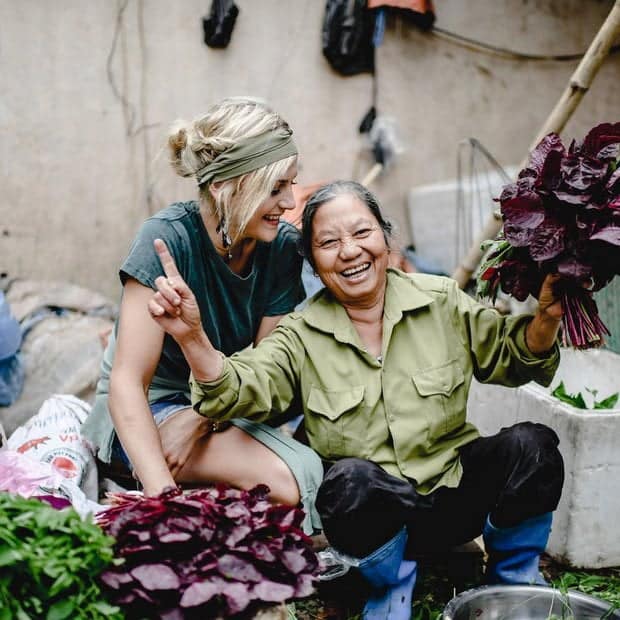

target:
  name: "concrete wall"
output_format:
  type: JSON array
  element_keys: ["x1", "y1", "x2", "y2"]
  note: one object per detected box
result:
[{"x1": 1, "y1": 0, "x2": 619, "y2": 301}]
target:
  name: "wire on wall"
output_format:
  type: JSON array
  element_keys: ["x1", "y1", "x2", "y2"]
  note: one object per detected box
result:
[
  {"x1": 106, "y1": 0, "x2": 162, "y2": 214},
  {"x1": 106, "y1": 0, "x2": 136, "y2": 136},
  {"x1": 429, "y1": 25, "x2": 620, "y2": 62}
]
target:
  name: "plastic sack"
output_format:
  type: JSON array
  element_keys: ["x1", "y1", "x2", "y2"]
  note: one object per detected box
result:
[
  {"x1": 0, "y1": 448, "x2": 104, "y2": 517},
  {"x1": 7, "y1": 394, "x2": 99, "y2": 502},
  {"x1": 0, "y1": 448, "x2": 68, "y2": 498}
]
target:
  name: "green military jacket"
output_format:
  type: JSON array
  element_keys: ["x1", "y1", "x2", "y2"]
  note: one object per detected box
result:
[{"x1": 191, "y1": 270, "x2": 559, "y2": 494}]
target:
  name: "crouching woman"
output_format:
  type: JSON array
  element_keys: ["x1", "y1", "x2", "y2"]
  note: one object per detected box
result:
[{"x1": 149, "y1": 180, "x2": 564, "y2": 619}]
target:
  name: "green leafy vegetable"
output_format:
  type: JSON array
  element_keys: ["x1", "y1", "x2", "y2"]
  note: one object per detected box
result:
[
  {"x1": 551, "y1": 381, "x2": 619, "y2": 410},
  {"x1": 552, "y1": 382, "x2": 588, "y2": 408},
  {"x1": 594, "y1": 392, "x2": 619, "y2": 409},
  {"x1": 0, "y1": 492, "x2": 123, "y2": 619}
]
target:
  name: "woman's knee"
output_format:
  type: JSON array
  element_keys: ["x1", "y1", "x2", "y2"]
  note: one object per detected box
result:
[
  {"x1": 252, "y1": 435, "x2": 325, "y2": 507},
  {"x1": 228, "y1": 431, "x2": 302, "y2": 505},
  {"x1": 180, "y1": 427, "x2": 301, "y2": 504},
  {"x1": 265, "y1": 453, "x2": 302, "y2": 506},
  {"x1": 502, "y1": 422, "x2": 564, "y2": 476},
  {"x1": 508, "y1": 421, "x2": 558, "y2": 446},
  {"x1": 317, "y1": 458, "x2": 380, "y2": 509},
  {"x1": 317, "y1": 459, "x2": 418, "y2": 556},
  {"x1": 493, "y1": 422, "x2": 565, "y2": 524}
]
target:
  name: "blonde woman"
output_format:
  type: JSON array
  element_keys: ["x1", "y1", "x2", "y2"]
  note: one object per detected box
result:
[{"x1": 82, "y1": 98, "x2": 322, "y2": 534}]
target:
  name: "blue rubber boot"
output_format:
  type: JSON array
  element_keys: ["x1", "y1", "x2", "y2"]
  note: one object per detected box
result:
[
  {"x1": 483, "y1": 512, "x2": 552, "y2": 585},
  {"x1": 356, "y1": 527, "x2": 417, "y2": 619}
]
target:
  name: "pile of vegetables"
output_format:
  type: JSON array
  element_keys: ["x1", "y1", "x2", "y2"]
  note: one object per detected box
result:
[
  {"x1": 0, "y1": 492, "x2": 122, "y2": 620},
  {"x1": 477, "y1": 122, "x2": 620, "y2": 348},
  {"x1": 97, "y1": 485, "x2": 318, "y2": 619}
]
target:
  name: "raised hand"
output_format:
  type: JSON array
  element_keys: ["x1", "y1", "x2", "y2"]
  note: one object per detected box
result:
[
  {"x1": 526, "y1": 273, "x2": 563, "y2": 354},
  {"x1": 150, "y1": 239, "x2": 224, "y2": 382},
  {"x1": 537, "y1": 273, "x2": 564, "y2": 322},
  {"x1": 148, "y1": 239, "x2": 203, "y2": 343}
]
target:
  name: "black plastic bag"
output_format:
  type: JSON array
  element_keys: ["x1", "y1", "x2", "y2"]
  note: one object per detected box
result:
[
  {"x1": 202, "y1": 0, "x2": 239, "y2": 49},
  {"x1": 322, "y1": 0, "x2": 375, "y2": 76}
]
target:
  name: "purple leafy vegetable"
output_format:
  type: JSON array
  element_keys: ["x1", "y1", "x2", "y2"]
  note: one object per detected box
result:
[
  {"x1": 477, "y1": 123, "x2": 620, "y2": 349},
  {"x1": 97, "y1": 485, "x2": 318, "y2": 618}
]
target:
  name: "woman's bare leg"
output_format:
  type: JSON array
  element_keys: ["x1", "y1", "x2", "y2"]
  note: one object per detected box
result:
[{"x1": 158, "y1": 408, "x2": 301, "y2": 505}]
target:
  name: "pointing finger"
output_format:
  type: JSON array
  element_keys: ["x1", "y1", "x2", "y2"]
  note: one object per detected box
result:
[
  {"x1": 154, "y1": 275, "x2": 181, "y2": 307},
  {"x1": 154, "y1": 239, "x2": 181, "y2": 279}
]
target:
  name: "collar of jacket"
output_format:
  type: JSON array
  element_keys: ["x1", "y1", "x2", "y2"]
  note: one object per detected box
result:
[{"x1": 301, "y1": 269, "x2": 434, "y2": 347}]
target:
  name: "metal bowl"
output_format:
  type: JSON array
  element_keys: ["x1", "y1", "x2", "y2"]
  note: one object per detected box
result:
[{"x1": 442, "y1": 585, "x2": 620, "y2": 620}]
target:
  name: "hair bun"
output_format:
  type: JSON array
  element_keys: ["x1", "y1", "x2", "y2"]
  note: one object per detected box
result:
[{"x1": 168, "y1": 122, "x2": 196, "y2": 178}]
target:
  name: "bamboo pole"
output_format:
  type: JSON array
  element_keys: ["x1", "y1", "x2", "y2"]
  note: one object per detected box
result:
[
  {"x1": 361, "y1": 162, "x2": 383, "y2": 187},
  {"x1": 451, "y1": 0, "x2": 620, "y2": 288}
]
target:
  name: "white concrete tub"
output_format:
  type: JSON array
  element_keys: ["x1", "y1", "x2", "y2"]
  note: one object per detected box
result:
[{"x1": 468, "y1": 348, "x2": 620, "y2": 568}]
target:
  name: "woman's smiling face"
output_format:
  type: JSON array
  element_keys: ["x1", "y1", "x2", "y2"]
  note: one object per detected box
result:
[
  {"x1": 241, "y1": 160, "x2": 298, "y2": 242},
  {"x1": 311, "y1": 193, "x2": 389, "y2": 307}
]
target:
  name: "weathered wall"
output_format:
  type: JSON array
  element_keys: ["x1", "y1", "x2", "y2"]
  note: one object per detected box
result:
[{"x1": 1, "y1": 0, "x2": 619, "y2": 300}]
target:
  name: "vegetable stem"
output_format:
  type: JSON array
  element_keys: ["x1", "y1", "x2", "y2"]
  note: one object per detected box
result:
[{"x1": 560, "y1": 288, "x2": 610, "y2": 349}]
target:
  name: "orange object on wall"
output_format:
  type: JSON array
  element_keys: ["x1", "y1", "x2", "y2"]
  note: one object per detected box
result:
[
  {"x1": 282, "y1": 182, "x2": 329, "y2": 230},
  {"x1": 367, "y1": 0, "x2": 434, "y2": 13}
]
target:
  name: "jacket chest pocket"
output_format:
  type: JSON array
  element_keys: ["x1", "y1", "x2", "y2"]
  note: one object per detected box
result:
[
  {"x1": 411, "y1": 360, "x2": 466, "y2": 441},
  {"x1": 305, "y1": 385, "x2": 365, "y2": 458}
]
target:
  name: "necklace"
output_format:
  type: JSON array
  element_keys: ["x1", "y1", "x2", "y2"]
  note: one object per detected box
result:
[
  {"x1": 201, "y1": 205, "x2": 234, "y2": 263},
  {"x1": 213, "y1": 243, "x2": 233, "y2": 263}
]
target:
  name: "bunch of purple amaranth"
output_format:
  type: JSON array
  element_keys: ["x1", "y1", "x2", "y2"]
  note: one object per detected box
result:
[
  {"x1": 96, "y1": 485, "x2": 318, "y2": 619},
  {"x1": 477, "y1": 122, "x2": 620, "y2": 349}
]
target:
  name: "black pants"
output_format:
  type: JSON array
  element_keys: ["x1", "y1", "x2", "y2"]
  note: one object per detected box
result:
[{"x1": 316, "y1": 422, "x2": 564, "y2": 558}]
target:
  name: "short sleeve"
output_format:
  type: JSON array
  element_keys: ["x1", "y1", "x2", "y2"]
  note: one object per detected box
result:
[
  {"x1": 119, "y1": 215, "x2": 186, "y2": 289},
  {"x1": 263, "y1": 222, "x2": 306, "y2": 316}
]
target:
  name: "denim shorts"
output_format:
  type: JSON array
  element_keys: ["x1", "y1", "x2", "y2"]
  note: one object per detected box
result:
[{"x1": 110, "y1": 393, "x2": 191, "y2": 469}]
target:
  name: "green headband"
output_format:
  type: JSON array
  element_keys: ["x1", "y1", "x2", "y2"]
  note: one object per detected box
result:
[{"x1": 196, "y1": 127, "x2": 297, "y2": 187}]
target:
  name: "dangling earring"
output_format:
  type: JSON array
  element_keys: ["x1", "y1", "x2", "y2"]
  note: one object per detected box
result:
[{"x1": 216, "y1": 216, "x2": 233, "y2": 261}]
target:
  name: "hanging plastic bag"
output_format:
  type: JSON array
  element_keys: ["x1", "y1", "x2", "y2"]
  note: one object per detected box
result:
[
  {"x1": 322, "y1": 0, "x2": 376, "y2": 76},
  {"x1": 202, "y1": 0, "x2": 239, "y2": 48}
]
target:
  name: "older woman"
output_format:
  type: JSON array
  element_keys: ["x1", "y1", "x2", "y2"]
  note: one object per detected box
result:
[{"x1": 149, "y1": 181, "x2": 564, "y2": 620}]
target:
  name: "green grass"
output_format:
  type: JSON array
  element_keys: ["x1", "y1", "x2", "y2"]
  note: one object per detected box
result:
[{"x1": 552, "y1": 568, "x2": 620, "y2": 609}]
